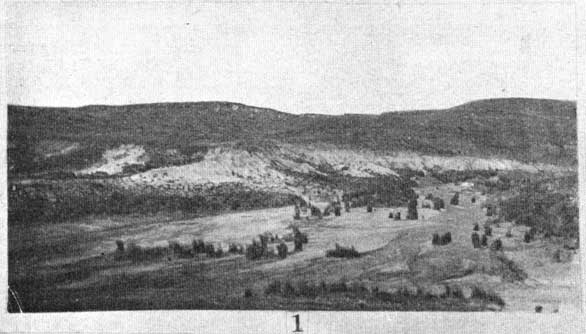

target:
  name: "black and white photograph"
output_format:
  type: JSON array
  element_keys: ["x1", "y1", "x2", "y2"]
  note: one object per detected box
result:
[{"x1": 2, "y1": 0, "x2": 584, "y2": 328}]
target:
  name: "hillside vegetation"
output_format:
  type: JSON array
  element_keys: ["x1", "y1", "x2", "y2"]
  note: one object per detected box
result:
[{"x1": 8, "y1": 98, "x2": 577, "y2": 176}]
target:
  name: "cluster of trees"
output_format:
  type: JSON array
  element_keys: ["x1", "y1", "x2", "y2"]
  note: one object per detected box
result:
[
  {"x1": 432, "y1": 232, "x2": 452, "y2": 246},
  {"x1": 499, "y1": 179, "x2": 578, "y2": 240},
  {"x1": 9, "y1": 181, "x2": 299, "y2": 224},
  {"x1": 326, "y1": 244, "x2": 361, "y2": 258}
]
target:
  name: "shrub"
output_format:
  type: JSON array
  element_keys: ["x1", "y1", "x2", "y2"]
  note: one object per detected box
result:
[
  {"x1": 259, "y1": 234, "x2": 269, "y2": 256},
  {"x1": 490, "y1": 239, "x2": 503, "y2": 251},
  {"x1": 228, "y1": 243, "x2": 242, "y2": 254},
  {"x1": 388, "y1": 211, "x2": 394, "y2": 219},
  {"x1": 292, "y1": 227, "x2": 308, "y2": 244},
  {"x1": 407, "y1": 198, "x2": 418, "y2": 220},
  {"x1": 246, "y1": 240, "x2": 265, "y2": 260},
  {"x1": 326, "y1": 244, "x2": 361, "y2": 258},
  {"x1": 481, "y1": 234, "x2": 488, "y2": 247},
  {"x1": 432, "y1": 197, "x2": 445, "y2": 210},
  {"x1": 310, "y1": 205, "x2": 323, "y2": 219},
  {"x1": 294, "y1": 237, "x2": 303, "y2": 252},
  {"x1": 168, "y1": 240, "x2": 193, "y2": 258},
  {"x1": 432, "y1": 233, "x2": 440, "y2": 245},
  {"x1": 123, "y1": 242, "x2": 168, "y2": 262},
  {"x1": 473, "y1": 223, "x2": 479, "y2": 231},
  {"x1": 204, "y1": 243, "x2": 216, "y2": 257},
  {"x1": 486, "y1": 204, "x2": 495, "y2": 216},
  {"x1": 450, "y1": 192, "x2": 460, "y2": 206},
  {"x1": 293, "y1": 206, "x2": 301, "y2": 220},
  {"x1": 471, "y1": 286, "x2": 505, "y2": 307},
  {"x1": 115, "y1": 239, "x2": 125, "y2": 252},
  {"x1": 471, "y1": 233, "x2": 480, "y2": 248},
  {"x1": 441, "y1": 232, "x2": 452, "y2": 245},
  {"x1": 277, "y1": 242, "x2": 288, "y2": 259},
  {"x1": 192, "y1": 239, "x2": 205, "y2": 254},
  {"x1": 215, "y1": 247, "x2": 224, "y2": 258},
  {"x1": 471, "y1": 197, "x2": 476, "y2": 203}
]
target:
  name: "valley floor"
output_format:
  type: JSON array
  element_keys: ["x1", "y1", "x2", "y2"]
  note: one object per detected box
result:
[{"x1": 8, "y1": 183, "x2": 581, "y2": 312}]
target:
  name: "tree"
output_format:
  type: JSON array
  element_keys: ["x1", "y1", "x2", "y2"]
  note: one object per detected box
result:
[
  {"x1": 471, "y1": 233, "x2": 480, "y2": 248},
  {"x1": 450, "y1": 192, "x2": 460, "y2": 206},
  {"x1": 407, "y1": 198, "x2": 418, "y2": 220}
]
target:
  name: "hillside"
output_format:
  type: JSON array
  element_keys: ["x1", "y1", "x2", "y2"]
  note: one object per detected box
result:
[{"x1": 7, "y1": 98, "x2": 577, "y2": 176}]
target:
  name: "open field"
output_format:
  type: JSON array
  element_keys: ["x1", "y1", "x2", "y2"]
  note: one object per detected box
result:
[{"x1": 8, "y1": 182, "x2": 580, "y2": 312}]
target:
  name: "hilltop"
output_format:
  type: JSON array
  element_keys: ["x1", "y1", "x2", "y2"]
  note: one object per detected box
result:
[{"x1": 8, "y1": 98, "x2": 577, "y2": 176}]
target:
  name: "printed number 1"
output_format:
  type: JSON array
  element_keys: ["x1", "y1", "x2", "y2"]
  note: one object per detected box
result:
[{"x1": 293, "y1": 314, "x2": 303, "y2": 332}]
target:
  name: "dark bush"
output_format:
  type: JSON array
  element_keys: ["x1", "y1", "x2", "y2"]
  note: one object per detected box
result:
[
  {"x1": 169, "y1": 240, "x2": 193, "y2": 258},
  {"x1": 215, "y1": 247, "x2": 224, "y2": 258},
  {"x1": 294, "y1": 238, "x2": 303, "y2": 252},
  {"x1": 204, "y1": 243, "x2": 216, "y2": 257},
  {"x1": 450, "y1": 192, "x2": 460, "y2": 206},
  {"x1": 228, "y1": 243, "x2": 243, "y2": 254},
  {"x1": 505, "y1": 229, "x2": 512, "y2": 238},
  {"x1": 246, "y1": 240, "x2": 265, "y2": 260},
  {"x1": 326, "y1": 243, "x2": 361, "y2": 258},
  {"x1": 432, "y1": 233, "x2": 440, "y2": 245},
  {"x1": 481, "y1": 234, "x2": 488, "y2": 247},
  {"x1": 277, "y1": 242, "x2": 288, "y2": 259},
  {"x1": 115, "y1": 239, "x2": 125, "y2": 252},
  {"x1": 310, "y1": 205, "x2": 323, "y2": 219},
  {"x1": 293, "y1": 205, "x2": 301, "y2": 220},
  {"x1": 473, "y1": 223, "x2": 479, "y2": 231},
  {"x1": 192, "y1": 239, "x2": 205, "y2": 254},
  {"x1": 486, "y1": 204, "x2": 495, "y2": 217},
  {"x1": 407, "y1": 198, "x2": 418, "y2": 220},
  {"x1": 471, "y1": 233, "x2": 480, "y2": 248},
  {"x1": 259, "y1": 234, "x2": 269, "y2": 257},
  {"x1": 432, "y1": 232, "x2": 451, "y2": 246},
  {"x1": 490, "y1": 239, "x2": 503, "y2": 251},
  {"x1": 388, "y1": 211, "x2": 394, "y2": 218},
  {"x1": 470, "y1": 286, "x2": 505, "y2": 307},
  {"x1": 432, "y1": 197, "x2": 445, "y2": 210},
  {"x1": 471, "y1": 197, "x2": 476, "y2": 203},
  {"x1": 441, "y1": 232, "x2": 452, "y2": 245}
]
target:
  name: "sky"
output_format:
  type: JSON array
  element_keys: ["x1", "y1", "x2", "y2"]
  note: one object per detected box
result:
[{"x1": 6, "y1": 1, "x2": 577, "y2": 114}]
